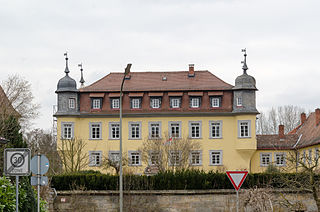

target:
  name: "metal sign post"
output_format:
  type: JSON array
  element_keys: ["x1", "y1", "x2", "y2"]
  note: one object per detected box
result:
[
  {"x1": 4, "y1": 148, "x2": 31, "y2": 212},
  {"x1": 226, "y1": 171, "x2": 248, "y2": 212}
]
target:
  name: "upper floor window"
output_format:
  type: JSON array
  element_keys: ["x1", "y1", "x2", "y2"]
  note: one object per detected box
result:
[
  {"x1": 237, "y1": 97, "x2": 243, "y2": 106},
  {"x1": 150, "y1": 98, "x2": 161, "y2": 109},
  {"x1": 190, "y1": 151, "x2": 202, "y2": 166},
  {"x1": 170, "y1": 97, "x2": 181, "y2": 108},
  {"x1": 260, "y1": 153, "x2": 271, "y2": 166},
  {"x1": 89, "y1": 151, "x2": 102, "y2": 166},
  {"x1": 189, "y1": 121, "x2": 202, "y2": 139},
  {"x1": 129, "y1": 122, "x2": 142, "y2": 139},
  {"x1": 190, "y1": 97, "x2": 201, "y2": 108},
  {"x1": 209, "y1": 121, "x2": 222, "y2": 139},
  {"x1": 209, "y1": 150, "x2": 222, "y2": 166},
  {"x1": 275, "y1": 153, "x2": 285, "y2": 166},
  {"x1": 111, "y1": 98, "x2": 120, "y2": 109},
  {"x1": 211, "y1": 97, "x2": 221, "y2": 108},
  {"x1": 92, "y1": 98, "x2": 102, "y2": 109},
  {"x1": 129, "y1": 151, "x2": 141, "y2": 166},
  {"x1": 69, "y1": 98, "x2": 75, "y2": 109},
  {"x1": 109, "y1": 122, "x2": 120, "y2": 139},
  {"x1": 62, "y1": 122, "x2": 74, "y2": 139},
  {"x1": 90, "y1": 122, "x2": 102, "y2": 139},
  {"x1": 149, "y1": 122, "x2": 161, "y2": 139},
  {"x1": 169, "y1": 121, "x2": 181, "y2": 138},
  {"x1": 238, "y1": 120, "x2": 251, "y2": 138},
  {"x1": 131, "y1": 98, "x2": 141, "y2": 109}
]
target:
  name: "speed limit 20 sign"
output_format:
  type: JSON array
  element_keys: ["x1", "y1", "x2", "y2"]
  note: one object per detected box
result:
[{"x1": 4, "y1": 148, "x2": 31, "y2": 176}]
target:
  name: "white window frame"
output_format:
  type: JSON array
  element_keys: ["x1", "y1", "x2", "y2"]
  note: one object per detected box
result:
[
  {"x1": 169, "y1": 150, "x2": 181, "y2": 166},
  {"x1": 148, "y1": 122, "x2": 162, "y2": 139},
  {"x1": 89, "y1": 151, "x2": 102, "y2": 167},
  {"x1": 190, "y1": 97, "x2": 200, "y2": 108},
  {"x1": 129, "y1": 151, "x2": 141, "y2": 166},
  {"x1": 209, "y1": 121, "x2": 222, "y2": 139},
  {"x1": 260, "y1": 153, "x2": 272, "y2": 167},
  {"x1": 131, "y1": 98, "x2": 141, "y2": 109},
  {"x1": 211, "y1": 97, "x2": 220, "y2": 108},
  {"x1": 169, "y1": 121, "x2": 182, "y2": 138},
  {"x1": 151, "y1": 98, "x2": 161, "y2": 109},
  {"x1": 308, "y1": 149, "x2": 312, "y2": 164},
  {"x1": 275, "y1": 152, "x2": 286, "y2": 167},
  {"x1": 61, "y1": 122, "x2": 74, "y2": 139},
  {"x1": 238, "y1": 120, "x2": 251, "y2": 138},
  {"x1": 209, "y1": 150, "x2": 223, "y2": 166},
  {"x1": 108, "y1": 151, "x2": 120, "y2": 164},
  {"x1": 237, "y1": 97, "x2": 242, "y2": 106},
  {"x1": 190, "y1": 150, "x2": 202, "y2": 166},
  {"x1": 109, "y1": 122, "x2": 120, "y2": 139},
  {"x1": 68, "y1": 98, "x2": 76, "y2": 109},
  {"x1": 171, "y1": 98, "x2": 180, "y2": 108},
  {"x1": 189, "y1": 121, "x2": 202, "y2": 139},
  {"x1": 111, "y1": 98, "x2": 120, "y2": 109},
  {"x1": 129, "y1": 122, "x2": 142, "y2": 140},
  {"x1": 89, "y1": 122, "x2": 102, "y2": 140},
  {"x1": 92, "y1": 98, "x2": 101, "y2": 109},
  {"x1": 148, "y1": 151, "x2": 160, "y2": 166}
]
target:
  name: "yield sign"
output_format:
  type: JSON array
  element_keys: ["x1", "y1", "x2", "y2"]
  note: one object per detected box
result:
[{"x1": 226, "y1": 171, "x2": 248, "y2": 191}]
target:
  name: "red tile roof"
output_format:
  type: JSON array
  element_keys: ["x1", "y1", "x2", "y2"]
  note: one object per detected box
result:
[
  {"x1": 80, "y1": 71, "x2": 233, "y2": 92},
  {"x1": 257, "y1": 134, "x2": 298, "y2": 150},
  {"x1": 295, "y1": 112, "x2": 320, "y2": 148}
]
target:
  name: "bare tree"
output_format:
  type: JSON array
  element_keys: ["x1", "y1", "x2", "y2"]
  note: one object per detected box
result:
[
  {"x1": 1, "y1": 74, "x2": 40, "y2": 131},
  {"x1": 102, "y1": 152, "x2": 128, "y2": 175},
  {"x1": 242, "y1": 187, "x2": 274, "y2": 211},
  {"x1": 140, "y1": 133, "x2": 201, "y2": 173},
  {"x1": 58, "y1": 138, "x2": 88, "y2": 173},
  {"x1": 257, "y1": 105, "x2": 305, "y2": 134}
]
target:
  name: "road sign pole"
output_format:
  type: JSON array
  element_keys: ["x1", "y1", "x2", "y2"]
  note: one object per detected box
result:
[
  {"x1": 37, "y1": 153, "x2": 40, "y2": 212},
  {"x1": 16, "y1": 176, "x2": 19, "y2": 212},
  {"x1": 236, "y1": 190, "x2": 239, "y2": 212}
]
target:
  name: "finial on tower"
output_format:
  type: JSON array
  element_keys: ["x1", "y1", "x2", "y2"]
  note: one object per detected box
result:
[
  {"x1": 78, "y1": 63, "x2": 85, "y2": 87},
  {"x1": 64, "y1": 52, "x2": 70, "y2": 74},
  {"x1": 241, "y1": 48, "x2": 248, "y2": 74}
]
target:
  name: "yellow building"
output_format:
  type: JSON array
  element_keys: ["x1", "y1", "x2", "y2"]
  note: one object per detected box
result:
[{"x1": 55, "y1": 52, "x2": 260, "y2": 174}]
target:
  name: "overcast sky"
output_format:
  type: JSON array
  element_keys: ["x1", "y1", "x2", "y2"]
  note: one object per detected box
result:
[{"x1": 1, "y1": 0, "x2": 319, "y2": 131}]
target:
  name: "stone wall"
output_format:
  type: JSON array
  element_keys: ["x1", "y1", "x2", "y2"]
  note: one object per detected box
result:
[{"x1": 49, "y1": 189, "x2": 317, "y2": 212}]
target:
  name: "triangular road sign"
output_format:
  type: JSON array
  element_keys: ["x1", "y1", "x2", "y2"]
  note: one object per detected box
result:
[{"x1": 226, "y1": 171, "x2": 248, "y2": 191}]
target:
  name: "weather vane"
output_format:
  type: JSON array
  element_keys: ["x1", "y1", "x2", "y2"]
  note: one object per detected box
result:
[
  {"x1": 79, "y1": 63, "x2": 85, "y2": 86},
  {"x1": 241, "y1": 48, "x2": 248, "y2": 73}
]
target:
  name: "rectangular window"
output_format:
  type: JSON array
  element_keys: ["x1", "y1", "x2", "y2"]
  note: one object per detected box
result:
[
  {"x1": 89, "y1": 151, "x2": 102, "y2": 166},
  {"x1": 169, "y1": 150, "x2": 181, "y2": 166},
  {"x1": 108, "y1": 151, "x2": 120, "y2": 164},
  {"x1": 237, "y1": 97, "x2": 242, "y2": 106},
  {"x1": 69, "y1": 98, "x2": 75, "y2": 109},
  {"x1": 111, "y1": 98, "x2": 120, "y2": 109},
  {"x1": 190, "y1": 151, "x2": 202, "y2": 166},
  {"x1": 131, "y1": 98, "x2": 141, "y2": 109},
  {"x1": 308, "y1": 149, "x2": 312, "y2": 164},
  {"x1": 149, "y1": 122, "x2": 161, "y2": 139},
  {"x1": 109, "y1": 122, "x2": 120, "y2": 139},
  {"x1": 209, "y1": 121, "x2": 222, "y2": 139},
  {"x1": 189, "y1": 121, "x2": 201, "y2": 139},
  {"x1": 315, "y1": 148, "x2": 319, "y2": 161},
  {"x1": 238, "y1": 120, "x2": 251, "y2": 138},
  {"x1": 209, "y1": 150, "x2": 223, "y2": 165},
  {"x1": 170, "y1": 98, "x2": 181, "y2": 108},
  {"x1": 211, "y1": 97, "x2": 220, "y2": 107},
  {"x1": 149, "y1": 151, "x2": 160, "y2": 166},
  {"x1": 190, "y1": 97, "x2": 200, "y2": 108},
  {"x1": 169, "y1": 121, "x2": 181, "y2": 138},
  {"x1": 90, "y1": 122, "x2": 102, "y2": 139},
  {"x1": 275, "y1": 153, "x2": 285, "y2": 166},
  {"x1": 129, "y1": 122, "x2": 141, "y2": 139},
  {"x1": 92, "y1": 98, "x2": 101, "y2": 109},
  {"x1": 150, "y1": 98, "x2": 161, "y2": 109},
  {"x1": 260, "y1": 153, "x2": 272, "y2": 166},
  {"x1": 62, "y1": 122, "x2": 74, "y2": 139},
  {"x1": 129, "y1": 151, "x2": 141, "y2": 166},
  {"x1": 303, "y1": 150, "x2": 306, "y2": 164}
]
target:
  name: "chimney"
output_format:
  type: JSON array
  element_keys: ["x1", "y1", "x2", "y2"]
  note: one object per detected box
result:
[
  {"x1": 301, "y1": 113, "x2": 306, "y2": 124},
  {"x1": 316, "y1": 108, "x2": 320, "y2": 126},
  {"x1": 279, "y1": 125, "x2": 285, "y2": 139},
  {"x1": 188, "y1": 64, "x2": 195, "y2": 77}
]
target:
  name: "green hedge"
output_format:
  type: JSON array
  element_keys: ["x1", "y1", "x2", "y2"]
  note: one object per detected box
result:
[{"x1": 51, "y1": 170, "x2": 318, "y2": 191}]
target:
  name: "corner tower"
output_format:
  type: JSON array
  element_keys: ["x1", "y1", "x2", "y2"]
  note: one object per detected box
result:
[
  {"x1": 233, "y1": 49, "x2": 258, "y2": 113},
  {"x1": 55, "y1": 53, "x2": 79, "y2": 115}
]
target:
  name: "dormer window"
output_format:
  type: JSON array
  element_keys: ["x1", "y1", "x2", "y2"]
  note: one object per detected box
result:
[
  {"x1": 111, "y1": 98, "x2": 120, "y2": 109},
  {"x1": 150, "y1": 98, "x2": 161, "y2": 109},
  {"x1": 69, "y1": 98, "x2": 75, "y2": 109},
  {"x1": 237, "y1": 97, "x2": 243, "y2": 106},
  {"x1": 190, "y1": 97, "x2": 201, "y2": 108},
  {"x1": 90, "y1": 93, "x2": 105, "y2": 110},
  {"x1": 92, "y1": 98, "x2": 102, "y2": 109},
  {"x1": 131, "y1": 98, "x2": 141, "y2": 109},
  {"x1": 210, "y1": 97, "x2": 221, "y2": 108},
  {"x1": 170, "y1": 98, "x2": 181, "y2": 108}
]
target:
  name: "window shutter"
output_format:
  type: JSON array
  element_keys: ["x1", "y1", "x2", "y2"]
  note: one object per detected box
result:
[
  {"x1": 159, "y1": 97, "x2": 162, "y2": 108},
  {"x1": 149, "y1": 98, "x2": 152, "y2": 108},
  {"x1": 199, "y1": 97, "x2": 202, "y2": 107},
  {"x1": 139, "y1": 98, "x2": 142, "y2": 108},
  {"x1": 110, "y1": 98, "x2": 113, "y2": 109},
  {"x1": 130, "y1": 98, "x2": 133, "y2": 109},
  {"x1": 91, "y1": 99, "x2": 93, "y2": 109},
  {"x1": 169, "y1": 98, "x2": 172, "y2": 108},
  {"x1": 189, "y1": 97, "x2": 192, "y2": 108},
  {"x1": 218, "y1": 97, "x2": 222, "y2": 107},
  {"x1": 179, "y1": 97, "x2": 182, "y2": 108}
]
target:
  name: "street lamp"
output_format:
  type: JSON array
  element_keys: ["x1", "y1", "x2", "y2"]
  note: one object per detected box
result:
[{"x1": 119, "y1": 63, "x2": 131, "y2": 212}]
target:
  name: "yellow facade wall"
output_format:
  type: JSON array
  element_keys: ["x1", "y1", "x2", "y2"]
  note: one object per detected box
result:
[{"x1": 57, "y1": 114, "x2": 257, "y2": 174}]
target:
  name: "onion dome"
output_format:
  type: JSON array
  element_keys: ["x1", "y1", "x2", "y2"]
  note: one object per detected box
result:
[
  {"x1": 233, "y1": 49, "x2": 257, "y2": 90},
  {"x1": 56, "y1": 53, "x2": 77, "y2": 92}
]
